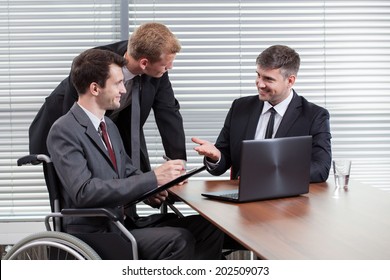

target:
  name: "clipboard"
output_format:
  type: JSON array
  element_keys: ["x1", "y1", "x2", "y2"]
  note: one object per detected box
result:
[{"x1": 125, "y1": 165, "x2": 206, "y2": 206}]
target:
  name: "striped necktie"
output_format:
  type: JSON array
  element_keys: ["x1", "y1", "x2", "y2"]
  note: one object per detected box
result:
[{"x1": 99, "y1": 121, "x2": 117, "y2": 172}]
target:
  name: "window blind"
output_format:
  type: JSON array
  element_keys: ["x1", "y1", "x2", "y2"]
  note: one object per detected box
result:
[
  {"x1": 0, "y1": 0, "x2": 122, "y2": 222},
  {"x1": 1, "y1": 0, "x2": 390, "y2": 227}
]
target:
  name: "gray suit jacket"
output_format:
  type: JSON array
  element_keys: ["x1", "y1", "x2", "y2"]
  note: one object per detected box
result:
[{"x1": 47, "y1": 103, "x2": 157, "y2": 233}]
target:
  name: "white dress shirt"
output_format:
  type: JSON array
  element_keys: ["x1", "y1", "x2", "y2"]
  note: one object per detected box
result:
[{"x1": 254, "y1": 90, "x2": 294, "y2": 139}]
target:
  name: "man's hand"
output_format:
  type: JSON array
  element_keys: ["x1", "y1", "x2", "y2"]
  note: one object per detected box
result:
[
  {"x1": 145, "y1": 190, "x2": 168, "y2": 208},
  {"x1": 191, "y1": 137, "x2": 221, "y2": 162},
  {"x1": 151, "y1": 160, "x2": 185, "y2": 208},
  {"x1": 154, "y1": 159, "x2": 185, "y2": 186}
]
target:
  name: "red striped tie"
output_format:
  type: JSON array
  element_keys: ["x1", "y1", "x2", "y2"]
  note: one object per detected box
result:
[{"x1": 99, "y1": 121, "x2": 117, "y2": 172}]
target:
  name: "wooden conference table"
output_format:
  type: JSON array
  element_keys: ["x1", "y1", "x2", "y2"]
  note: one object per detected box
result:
[{"x1": 169, "y1": 179, "x2": 390, "y2": 259}]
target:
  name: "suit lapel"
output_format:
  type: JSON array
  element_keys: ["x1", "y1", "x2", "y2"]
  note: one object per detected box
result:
[
  {"x1": 245, "y1": 99, "x2": 264, "y2": 139},
  {"x1": 275, "y1": 90, "x2": 302, "y2": 137},
  {"x1": 71, "y1": 104, "x2": 118, "y2": 172}
]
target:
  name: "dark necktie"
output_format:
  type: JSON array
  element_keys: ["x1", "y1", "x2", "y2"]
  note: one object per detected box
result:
[
  {"x1": 264, "y1": 107, "x2": 276, "y2": 139},
  {"x1": 130, "y1": 76, "x2": 141, "y2": 169},
  {"x1": 99, "y1": 121, "x2": 117, "y2": 172}
]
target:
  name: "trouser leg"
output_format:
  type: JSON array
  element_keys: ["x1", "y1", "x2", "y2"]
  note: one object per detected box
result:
[
  {"x1": 155, "y1": 215, "x2": 224, "y2": 260},
  {"x1": 130, "y1": 226, "x2": 195, "y2": 260}
]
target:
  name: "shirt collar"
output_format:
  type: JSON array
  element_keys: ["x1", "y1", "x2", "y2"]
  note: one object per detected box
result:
[
  {"x1": 77, "y1": 103, "x2": 103, "y2": 131},
  {"x1": 262, "y1": 89, "x2": 294, "y2": 117},
  {"x1": 122, "y1": 66, "x2": 136, "y2": 83}
]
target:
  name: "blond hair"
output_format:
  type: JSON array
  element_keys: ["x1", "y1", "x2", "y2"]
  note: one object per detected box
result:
[{"x1": 128, "y1": 22, "x2": 181, "y2": 63}]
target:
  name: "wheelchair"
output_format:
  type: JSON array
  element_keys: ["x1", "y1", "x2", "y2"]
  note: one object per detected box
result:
[{"x1": 4, "y1": 154, "x2": 139, "y2": 260}]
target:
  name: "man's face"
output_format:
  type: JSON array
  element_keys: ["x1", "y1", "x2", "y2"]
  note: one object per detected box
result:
[
  {"x1": 143, "y1": 53, "x2": 176, "y2": 78},
  {"x1": 255, "y1": 65, "x2": 295, "y2": 106},
  {"x1": 97, "y1": 64, "x2": 126, "y2": 110}
]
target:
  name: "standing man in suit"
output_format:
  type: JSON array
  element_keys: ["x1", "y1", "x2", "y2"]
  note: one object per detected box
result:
[
  {"x1": 30, "y1": 22, "x2": 186, "y2": 172},
  {"x1": 47, "y1": 48, "x2": 224, "y2": 260},
  {"x1": 192, "y1": 45, "x2": 332, "y2": 183}
]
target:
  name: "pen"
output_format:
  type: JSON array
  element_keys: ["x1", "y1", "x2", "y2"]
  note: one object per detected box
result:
[{"x1": 163, "y1": 155, "x2": 187, "y2": 171}]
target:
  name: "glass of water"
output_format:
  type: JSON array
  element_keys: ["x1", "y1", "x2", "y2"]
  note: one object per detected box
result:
[{"x1": 332, "y1": 159, "x2": 352, "y2": 189}]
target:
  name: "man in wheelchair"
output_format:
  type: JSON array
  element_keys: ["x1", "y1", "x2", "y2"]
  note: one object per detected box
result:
[{"x1": 46, "y1": 48, "x2": 225, "y2": 260}]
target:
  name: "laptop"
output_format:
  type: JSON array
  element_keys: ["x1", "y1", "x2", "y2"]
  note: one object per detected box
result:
[
  {"x1": 126, "y1": 165, "x2": 206, "y2": 206},
  {"x1": 201, "y1": 135, "x2": 312, "y2": 202}
]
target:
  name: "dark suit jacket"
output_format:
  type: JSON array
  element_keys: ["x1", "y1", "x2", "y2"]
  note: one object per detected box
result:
[
  {"x1": 209, "y1": 91, "x2": 332, "y2": 183},
  {"x1": 29, "y1": 40, "x2": 186, "y2": 172},
  {"x1": 46, "y1": 103, "x2": 160, "y2": 233}
]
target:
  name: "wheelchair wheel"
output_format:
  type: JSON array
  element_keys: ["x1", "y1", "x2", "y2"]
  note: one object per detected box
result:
[{"x1": 3, "y1": 231, "x2": 101, "y2": 260}]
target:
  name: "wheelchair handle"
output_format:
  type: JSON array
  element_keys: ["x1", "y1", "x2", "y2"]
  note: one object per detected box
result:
[{"x1": 17, "y1": 154, "x2": 51, "y2": 166}]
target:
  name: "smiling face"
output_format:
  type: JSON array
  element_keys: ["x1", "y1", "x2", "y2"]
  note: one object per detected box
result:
[
  {"x1": 95, "y1": 64, "x2": 126, "y2": 111},
  {"x1": 255, "y1": 65, "x2": 296, "y2": 106}
]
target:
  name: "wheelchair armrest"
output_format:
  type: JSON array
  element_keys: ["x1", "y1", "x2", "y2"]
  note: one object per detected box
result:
[
  {"x1": 61, "y1": 208, "x2": 120, "y2": 222},
  {"x1": 45, "y1": 208, "x2": 120, "y2": 232}
]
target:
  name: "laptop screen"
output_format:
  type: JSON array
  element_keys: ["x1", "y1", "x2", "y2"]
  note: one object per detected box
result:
[{"x1": 238, "y1": 136, "x2": 312, "y2": 201}]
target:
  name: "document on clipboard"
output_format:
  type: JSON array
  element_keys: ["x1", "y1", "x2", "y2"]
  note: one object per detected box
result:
[{"x1": 125, "y1": 165, "x2": 206, "y2": 206}]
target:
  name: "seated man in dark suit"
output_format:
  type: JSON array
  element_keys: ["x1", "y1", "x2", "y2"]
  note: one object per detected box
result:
[
  {"x1": 192, "y1": 45, "x2": 332, "y2": 183},
  {"x1": 47, "y1": 48, "x2": 224, "y2": 259}
]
